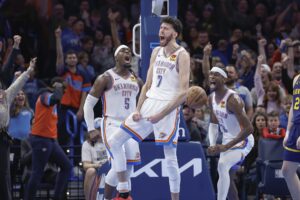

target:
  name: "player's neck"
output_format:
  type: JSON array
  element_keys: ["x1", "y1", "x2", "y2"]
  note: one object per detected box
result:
[
  {"x1": 113, "y1": 66, "x2": 130, "y2": 77},
  {"x1": 215, "y1": 87, "x2": 228, "y2": 100},
  {"x1": 163, "y1": 41, "x2": 179, "y2": 57},
  {"x1": 226, "y1": 82, "x2": 235, "y2": 89}
]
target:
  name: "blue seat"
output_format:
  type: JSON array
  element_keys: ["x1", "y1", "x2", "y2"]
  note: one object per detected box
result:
[{"x1": 256, "y1": 137, "x2": 290, "y2": 197}]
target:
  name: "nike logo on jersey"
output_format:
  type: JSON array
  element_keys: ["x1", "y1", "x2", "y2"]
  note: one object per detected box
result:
[{"x1": 159, "y1": 132, "x2": 167, "y2": 139}]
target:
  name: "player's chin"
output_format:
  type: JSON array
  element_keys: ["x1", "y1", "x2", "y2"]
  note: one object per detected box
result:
[{"x1": 160, "y1": 40, "x2": 166, "y2": 47}]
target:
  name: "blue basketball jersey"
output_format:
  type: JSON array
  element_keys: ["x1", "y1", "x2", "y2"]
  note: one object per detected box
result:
[{"x1": 292, "y1": 75, "x2": 300, "y2": 123}]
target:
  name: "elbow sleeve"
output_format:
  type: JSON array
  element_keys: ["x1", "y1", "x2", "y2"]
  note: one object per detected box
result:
[
  {"x1": 208, "y1": 123, "x2": 219, "y2": 146},
  {"x1": 84, "y1": 94, "x2": 99, "y2": 132}
]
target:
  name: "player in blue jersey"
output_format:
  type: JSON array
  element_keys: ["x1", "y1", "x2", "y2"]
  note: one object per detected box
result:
[{"x1": 282, "y1": 74, "x2": 300, "y2": 200}]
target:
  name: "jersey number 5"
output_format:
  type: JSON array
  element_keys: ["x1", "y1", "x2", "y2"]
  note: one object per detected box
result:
[{"x1": 125, "y1": 98, "x2": 130, "y2": 110}]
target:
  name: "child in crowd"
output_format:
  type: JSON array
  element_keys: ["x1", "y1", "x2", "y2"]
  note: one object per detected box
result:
[
  {"x1": 262, "y1": 111, "x2": 285, "y2": 139},
  {"x1": 280, "y1": 95, "x2": 292, "y2": 129}
]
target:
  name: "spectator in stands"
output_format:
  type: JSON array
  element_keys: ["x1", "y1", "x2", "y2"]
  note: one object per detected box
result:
[
  {"x1": 193, "y1": 107, "x2": 209, "y2": 134},
  {"x1": 1, "y1": 35, "x2": 23, "y2": 87},
  {"x1": 55, "y1": 27, "x2": 91, "y2": 146},
  {"x1": 251, "y1": 61, "x2": 272, "y2": 107},
  {"x1": 191, "y1": 30, "x2": 209, "y2": 58},
  {"x1": 262, "y1": 111, "x2": 286, "y2": 139},
  {"x1": 280, "y1": 95, "x2": 292, "y2": 129},
  {"x1": 79, "y1": 0, "x2": 90, "y2": 27},
  {"x1": 91, "y1": 34, "x2": 114, "y2": 75},
  {"x1": 20, "y1": 70, "x2": 45, "y2": 110},
  {"x1": 199, "y1": 3, "x2": 217, "y2": 37},
  {"x1": 85, "y1": 9, "x2": 107, "y2": 35},
  {"x1": 49, "y1": 3, "x2": 67, "y2": 30},
  {"x1": 0, "y1": 57, "x2": 36, "y2": 200},
  {"x1": 212, "y1": 39, "x2": 230, "y2": 66},
  {"x1": 8, "y1": 90, "x2": 33, "y2": 140},
  {"x1": 245, "y1": 112, "x2": 268, "y2": 169},
  {"x1": 201, "y1": 42, "x2": 212, "y2": 90},
  {"x1": 183, "y1": 10, "x2": 199, "y2": 30},
  {"x1": 4, "y1": 33, "x2": 46, "y2": 110},
  {"x1": 236, "y1": 50, "x2": 256, "y2": 90},
  {"x1": 82, "y1": 117, "x2": 108, "y2": 200},
  {"x1": 232, "y1": 0, "x2": 255, "y2": 31},
  {"x1": 255, "y1": 55, "x2": 283, "y2": 114},
  {"x1": 81, "y1": 36, "x2": 95, "y2": 55},
  {"x1": 21, "y1": 138, "x2": 58, "y2": 189},
  {"x1": 78, "y1": 51, "x2": 96, "y2": 81},
  {"x1": 186, "y1": 27, "x2": 199, "y2": 53},
  {"x1": 271, "y1": 61, "x2": 288, "y2": 93},
  {"x1": 182, "y1": 105, "x2": 203, "y2": 143},
  {"x1": 61, "y1": 18, "x2": 86, "y2": 53},
  {"x1": 24, "y1": 77, "x2": 72, "y2": 200},
  {"x1": 226, "y1": 65, "x2": 253, "y2": 118},
  {"x1": 262, "y1": 81, "x2": 283, "y2": 114}
]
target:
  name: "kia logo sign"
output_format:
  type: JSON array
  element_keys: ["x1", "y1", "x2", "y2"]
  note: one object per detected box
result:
[{"x1": 131, "y1": 158, "x2": 202, "y2": 178}]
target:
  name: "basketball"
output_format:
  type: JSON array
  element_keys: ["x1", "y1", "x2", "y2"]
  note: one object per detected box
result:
[{"x1": 186, "y1": 86, "x2": 208, "y2": 109}]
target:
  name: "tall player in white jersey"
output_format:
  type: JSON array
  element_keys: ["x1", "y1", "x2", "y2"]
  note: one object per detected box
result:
[
  {"x1": 208, "y1": 67, "x2": 254, "y2": 200},
  {"x1": 106, "y1": 17, "x2": 190, "y2": 200},
  {"x1": 83, "y1": 45, "x2": 143, "y2": 200}
]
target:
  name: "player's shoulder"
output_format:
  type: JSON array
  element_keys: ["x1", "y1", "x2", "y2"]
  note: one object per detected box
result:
[
  {"x1": 95, "y1": 71, "x2": 113, "y2": 84},
  {"x1": 152, "y1": 46, "x2": 161, "y2": 55},
  {"x1": 293, "y1": 73, "x2": 300, "y2": 86},
  {"x1": 227, "y1": 92, "x2": 243, "y2": 111},
  {"x1": 177, "y1": 47, "x2": 190, "y2": 60}
]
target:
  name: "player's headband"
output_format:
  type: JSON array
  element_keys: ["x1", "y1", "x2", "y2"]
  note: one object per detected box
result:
[
  {"x1": 114, "y1": 45, "x2": 130, "y2": 57},
  {"x1": 210, "y1": 67, "x2": 228, "y2": 78}
]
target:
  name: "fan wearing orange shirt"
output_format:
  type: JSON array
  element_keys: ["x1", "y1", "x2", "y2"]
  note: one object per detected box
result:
[{"x1": 24, "y1": 77, "x2": 72, "y2": 200}]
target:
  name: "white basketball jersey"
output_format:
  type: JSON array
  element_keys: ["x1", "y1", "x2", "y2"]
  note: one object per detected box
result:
[
  {"x1": 212, "y1": 89, "x2": 246, "y2": 146},
  {"x1": 102, "y1": 69, "x2": 139, "y2": 120},
  {"x1": 146, "y1": 47, "x2": 185, "y2": 100}
]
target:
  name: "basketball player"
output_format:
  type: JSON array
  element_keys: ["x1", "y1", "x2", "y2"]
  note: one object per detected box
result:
[
  {"x1": 105, "y1": 17, "x2": 190, "y2": 200},
  {"x1": 281, "y1": 74, "x2": 300, "y2": 200},
  {"x1": 207, "y1": 67, "x2": 254, "y2": 200},
  {"x1": 83, "y1": 45, "x2": 143, "y2": 200}
]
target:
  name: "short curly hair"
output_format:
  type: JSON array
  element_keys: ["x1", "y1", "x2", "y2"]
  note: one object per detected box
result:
[{"x1": 161, "y1": 17, "x2": 183, "y2": 36}]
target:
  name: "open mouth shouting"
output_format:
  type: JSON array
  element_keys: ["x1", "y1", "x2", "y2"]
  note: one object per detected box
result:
[{"x1": 124, "y1": 55, "x2": 131, "y2": 64}]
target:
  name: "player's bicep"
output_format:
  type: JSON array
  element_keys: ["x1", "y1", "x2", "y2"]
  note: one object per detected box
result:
[
  {"x1": 178, "y1": 51, "x2": 190, "y2": 91},
  {"x1": 228, "y1": 95, "x2": 250, "y2": 128}
]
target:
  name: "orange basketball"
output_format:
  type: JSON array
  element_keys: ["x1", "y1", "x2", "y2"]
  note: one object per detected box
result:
[{"x1": 186, "y1": 86, "x2": 208, "y2": 109}]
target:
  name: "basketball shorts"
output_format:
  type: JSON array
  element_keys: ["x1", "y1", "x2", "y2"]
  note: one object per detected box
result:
[
  {"x1": 222, "y1": 134, "x2": 254, "y2": 168},
  {"x1": 102, "y1": 117, "x2": 141, "y2": 165},
  {"x1": 283, "y1": 124, "x2": 300, "y2": 162},
  {"x1": 121, "y1": 98, "x2": 180, "y2": 146}
]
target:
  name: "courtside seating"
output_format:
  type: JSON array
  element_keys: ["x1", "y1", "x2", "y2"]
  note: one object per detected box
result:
[{"x1": 256, "y1": 137, "x2": 290, "y2": 197}]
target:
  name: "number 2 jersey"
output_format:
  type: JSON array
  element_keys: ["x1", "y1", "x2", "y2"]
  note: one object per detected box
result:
[
  {"x1": 211, "y1": 89, "x2": 254, "y2": 148},
  {"x1": 146, "y1": 46, "x2": 186, "y2": 101},
  {"x1": 284, "y1": 75, "x2": 300, "y2": 152},
  {"x1": 101, "y1": 69, "x2": 140, "y2": 120},
  {"x1": 292, "y1": 75, "x2": 300, "y2": 123}
]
